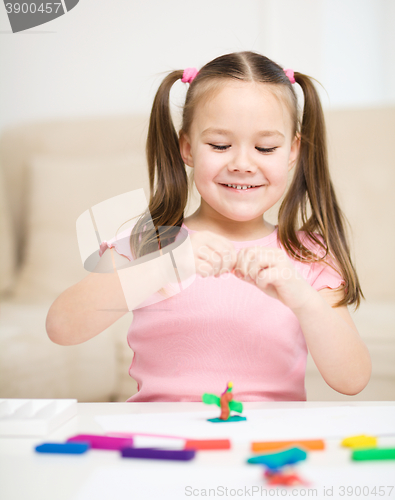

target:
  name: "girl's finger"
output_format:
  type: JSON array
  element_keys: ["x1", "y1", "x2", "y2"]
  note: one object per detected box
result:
[
  {"x1": 256, "y1": 267, "x2": 268, "y2": 284},
  {"x1": 196, "y1": 248, "x2": 229, "y2": 277},
  {"x1": 221, "y1": 246, "x2": 237, "y2": 274},
  {"x1": 247, "y1": 248, "x2": 286, "y2": 279},
  {"x1": 196, "y1": 259, "x2": 214, "y2": 278},
  {"x1": 211, "y1": 250, "x2": 223, "y2": 276},
  {"x1": 238, "y1": 248, "x2": 259, "y2": 277},
  {"x1": 234, "y1": 248, "x2": 246, "y2": 277},
  {"x1": 209, "y1": 245, "x2": 236, "y2": 276},
  {"x1": 255, "y1": 265, "x2": 280, "y2": 287},
  {"x1": 195, "y1": 244, "x2": 220, "y2": 275}
]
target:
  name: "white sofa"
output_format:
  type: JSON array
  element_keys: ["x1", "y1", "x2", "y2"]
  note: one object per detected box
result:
[{"x1": 0, "y1": 109, "x2": 394, "y2": 402}]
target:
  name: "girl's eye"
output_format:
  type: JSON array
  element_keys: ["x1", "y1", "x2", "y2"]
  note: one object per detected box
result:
[
  {"x1": 209, "y1": 144, "x2": 230, "y2": 151},
  {"x1": 209, "y1": 144, "x2": 278, "y2": 153},
  {"x1": 256, "y1": 147, "x2": 278, "y2": 153}
]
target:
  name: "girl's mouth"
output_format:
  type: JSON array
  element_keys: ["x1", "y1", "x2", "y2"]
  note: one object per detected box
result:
[{"x1": 219, "y1": 183, "x2": 263, "y2": 191}]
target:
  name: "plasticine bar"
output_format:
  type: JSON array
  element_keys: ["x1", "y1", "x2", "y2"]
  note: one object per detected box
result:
[
  {"x1": 341, "y1": 435, "x2": 377, "y2": 448},
  {"x1": 121, "y1": 447, "x2": 195, "y2": 461},
  {"x1": 132, "y1": 435, "x2": 185, "y2": 450},
  {"x1": 352, "y1": 448, "x2": 395, "y2": 461},
  {"x1": 35, "y1": 442, "x2": 90, "y2": 454},
  {"x1": 247, "y1": 447, "x2": 307, "y2": 469},
  {"x1": 67, "y1": 434, "x2": 133, "y2": 450},
  {"x1": 185, "y1": 439, "x2": 231, "y2": 450},
  {"x1": 252, "y1": 439, "x2": 325, "y2": 452},
  {"x1": 108, "y1": 433, "x2": 229, "y2": 450}
]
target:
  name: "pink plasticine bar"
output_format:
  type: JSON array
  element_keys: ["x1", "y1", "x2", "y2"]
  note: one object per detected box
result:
[{"x1": 67, "y1": 434, "x2": 133, "y2": 450}]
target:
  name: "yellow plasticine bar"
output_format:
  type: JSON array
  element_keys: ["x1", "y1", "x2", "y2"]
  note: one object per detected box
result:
[{"x1": 341, "y1": 435, "x2": 377, "y2": 449}]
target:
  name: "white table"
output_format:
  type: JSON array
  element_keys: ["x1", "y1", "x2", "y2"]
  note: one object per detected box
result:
[{"x1": 1, "y1": 401, "x2": 395, "y2": 500}]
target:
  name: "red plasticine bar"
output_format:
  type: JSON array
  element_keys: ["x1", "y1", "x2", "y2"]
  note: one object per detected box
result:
[
  {"x1": 185, "y1": 439, "x2": 231, "y2": 450},
  {"x1": 67, "y1": 434, "x2": 133, "y2": 450}
]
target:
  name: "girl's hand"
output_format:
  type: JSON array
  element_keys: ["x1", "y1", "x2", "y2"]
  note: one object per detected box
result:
[
  {"x1": 233, "y1": 246, "x2": 315, "y2": 311},
  {"x1": 189, "y1": 231, "x2": 237, "y2": 278}
]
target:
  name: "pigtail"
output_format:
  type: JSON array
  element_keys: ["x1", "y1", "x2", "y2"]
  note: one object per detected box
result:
[
  {"x1": 278, "y1": 73, "x2": 363, "y2": 308},
  {"x1": 146, "y1": 71, "x2": 189, "y2": 229},
  {"x1": 130, "y1": 71, "x2": 189, "y2": 260}
]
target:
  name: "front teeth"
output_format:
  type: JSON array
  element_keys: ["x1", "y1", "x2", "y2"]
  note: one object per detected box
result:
[{"x1": 226, "y1": 184, "x2": 255, "y2": 189}]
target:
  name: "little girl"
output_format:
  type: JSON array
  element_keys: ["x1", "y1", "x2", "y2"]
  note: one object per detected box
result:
[{"x1": 46, "y1": 51, "x2": 371, "y2": 402}]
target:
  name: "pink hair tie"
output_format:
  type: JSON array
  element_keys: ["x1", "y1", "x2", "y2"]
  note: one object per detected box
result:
[
  {"x1": 182, "y1": 67, "x2": 199, "y2": 84},
  {"x1": 284, "y1": 68, "x2": 295, "y2": 84}
]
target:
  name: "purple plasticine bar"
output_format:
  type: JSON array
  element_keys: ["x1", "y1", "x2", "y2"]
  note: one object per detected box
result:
[
  {"x1": 121, "y1": 447, "x2": 195, "y2": 461},
  {"x1": 67, "y1": 434, "x2": 133, "y2": 450}
]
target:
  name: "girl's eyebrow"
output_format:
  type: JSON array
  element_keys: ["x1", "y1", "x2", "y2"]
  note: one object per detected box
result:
[
  {"x1": 257, "y1": 130, "x2": 285, "y2": 138},
  {"x1": 201, "y1": 128, "x2": 284, "y2": 138},
  {"x1": 201, "y1": 128, "x2": 230, "y2": 137}
]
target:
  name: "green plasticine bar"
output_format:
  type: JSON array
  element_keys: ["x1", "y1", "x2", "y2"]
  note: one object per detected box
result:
[{"x1": 352, "y1": 448, "x2": 395, "y2": 461}]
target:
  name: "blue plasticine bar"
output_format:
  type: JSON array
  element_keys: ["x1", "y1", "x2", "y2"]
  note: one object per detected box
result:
[
  {"x1": 121, "y1": 447, "x2": 195, "y2": 461},
  {"x1": 35, "y1": 442, "x2": 90, "y2": 454},
  {"x1": 247, "y1": 447, "x2": 307, "y2": 469}
]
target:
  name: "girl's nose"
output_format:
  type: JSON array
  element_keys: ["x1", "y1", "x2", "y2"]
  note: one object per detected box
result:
[{"x1": 229, "y1": 148, "x2": 256, "y2": 173}]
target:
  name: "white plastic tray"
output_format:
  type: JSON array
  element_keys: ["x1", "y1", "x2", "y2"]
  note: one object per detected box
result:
[{"x1": 0, "y1": 398, "x2": 77, "y2": 436}]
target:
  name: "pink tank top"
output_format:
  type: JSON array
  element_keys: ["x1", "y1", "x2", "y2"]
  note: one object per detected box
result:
[{"x1": 101, "y1": 223, "x2": 345, "y2": 402}]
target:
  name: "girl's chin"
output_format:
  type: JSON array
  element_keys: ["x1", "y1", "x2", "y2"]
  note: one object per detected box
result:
[{"x1": 213, "y1": 210, "x2": 267, "y2": 223}]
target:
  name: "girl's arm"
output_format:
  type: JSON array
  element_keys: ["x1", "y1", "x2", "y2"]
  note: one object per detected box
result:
[
  {"x1": 46, "y1": 268, "x2": 129, "y2": 346},
  {"x1": 46, "y1": 249, "x2": 177, "y2": 346},
  {"x1": 234, "y1": 247, "x2": 371, "y2": 396},
  {"x1": 292, "y1": 285, "x2": 371, "y2": 396},
  {"x1": 47, "y1": 228, "x2": 236, "y2": 346}
]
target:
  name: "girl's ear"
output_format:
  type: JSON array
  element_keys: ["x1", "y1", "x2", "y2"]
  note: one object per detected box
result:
[
  {"x1": 288, "y1": 133, "x2": 301, "y2": 171},
  {"x1": 179, "y1": 132, "x2": 194, "y2": 168}
]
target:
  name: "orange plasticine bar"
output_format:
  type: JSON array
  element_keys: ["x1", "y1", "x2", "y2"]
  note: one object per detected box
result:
[{"x1": 251, "y1": 439, "x2": 325, "y2": 452}]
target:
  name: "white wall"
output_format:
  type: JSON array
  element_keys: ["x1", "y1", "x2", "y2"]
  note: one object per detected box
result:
[
  {"x1": 259, "y1": 0, "x2": 395, "y2": 108},
  {"x1": 0, "y1": 0, "x2": 394, "y2": 134}
]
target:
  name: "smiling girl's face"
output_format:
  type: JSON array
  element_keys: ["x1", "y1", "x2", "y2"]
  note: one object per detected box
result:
[{"x1": 180, "y1": 80, "x2": 300, "y2": 237}]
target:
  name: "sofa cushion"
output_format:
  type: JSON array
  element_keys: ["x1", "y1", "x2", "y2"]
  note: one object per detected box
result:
[
  {"x1": 13, "y1": 153, "x2": 149, "y2": 301},
  {"x1": 0, "y1": 301, "x2": 119, "y2": 401},
  {"x1": 325, "y1": 107, "x2": 395, "y2": 302},
  {"x1": 0, "y1": 116, "x2": 149, "y2": 271},
  {"x1": 0, "y1": 162, "x2": 16, "y2": 295}
]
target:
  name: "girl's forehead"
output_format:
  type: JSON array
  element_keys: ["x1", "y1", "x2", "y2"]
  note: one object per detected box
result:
[{"x1": 191, "y1": 81, "x2": 294, "y2": 135}]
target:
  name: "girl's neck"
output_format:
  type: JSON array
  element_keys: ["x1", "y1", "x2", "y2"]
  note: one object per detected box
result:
[{"x1": 183, "y1": 210, "x2": 276, "y2": 242}]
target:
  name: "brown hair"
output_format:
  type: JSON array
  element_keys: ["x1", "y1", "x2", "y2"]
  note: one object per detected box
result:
[{"x1": 130, "y1": 51, "x2": 363, "y2": 308}]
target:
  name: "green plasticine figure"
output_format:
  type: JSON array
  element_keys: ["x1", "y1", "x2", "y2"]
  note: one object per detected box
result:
[{"x1": 202, "y1": 382, "x2": 246, "y2": 423}]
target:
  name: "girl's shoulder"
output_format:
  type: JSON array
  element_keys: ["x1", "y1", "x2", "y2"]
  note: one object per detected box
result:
[
  {"x1": 100, "y1": 222, "x2": 188, "y2": 262},
  {"x1": 293, "y1": 230, "x2": 328, "y2": 257},
  {"x1": 99, "y1": 227, "x2": 134, "y2": 261},
  {"x1": 283, "y1": 230, "x2": 345, "y2": 291},
  {"x1": 276, "y1": 229, "x2": 330, "y2": 260}
]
